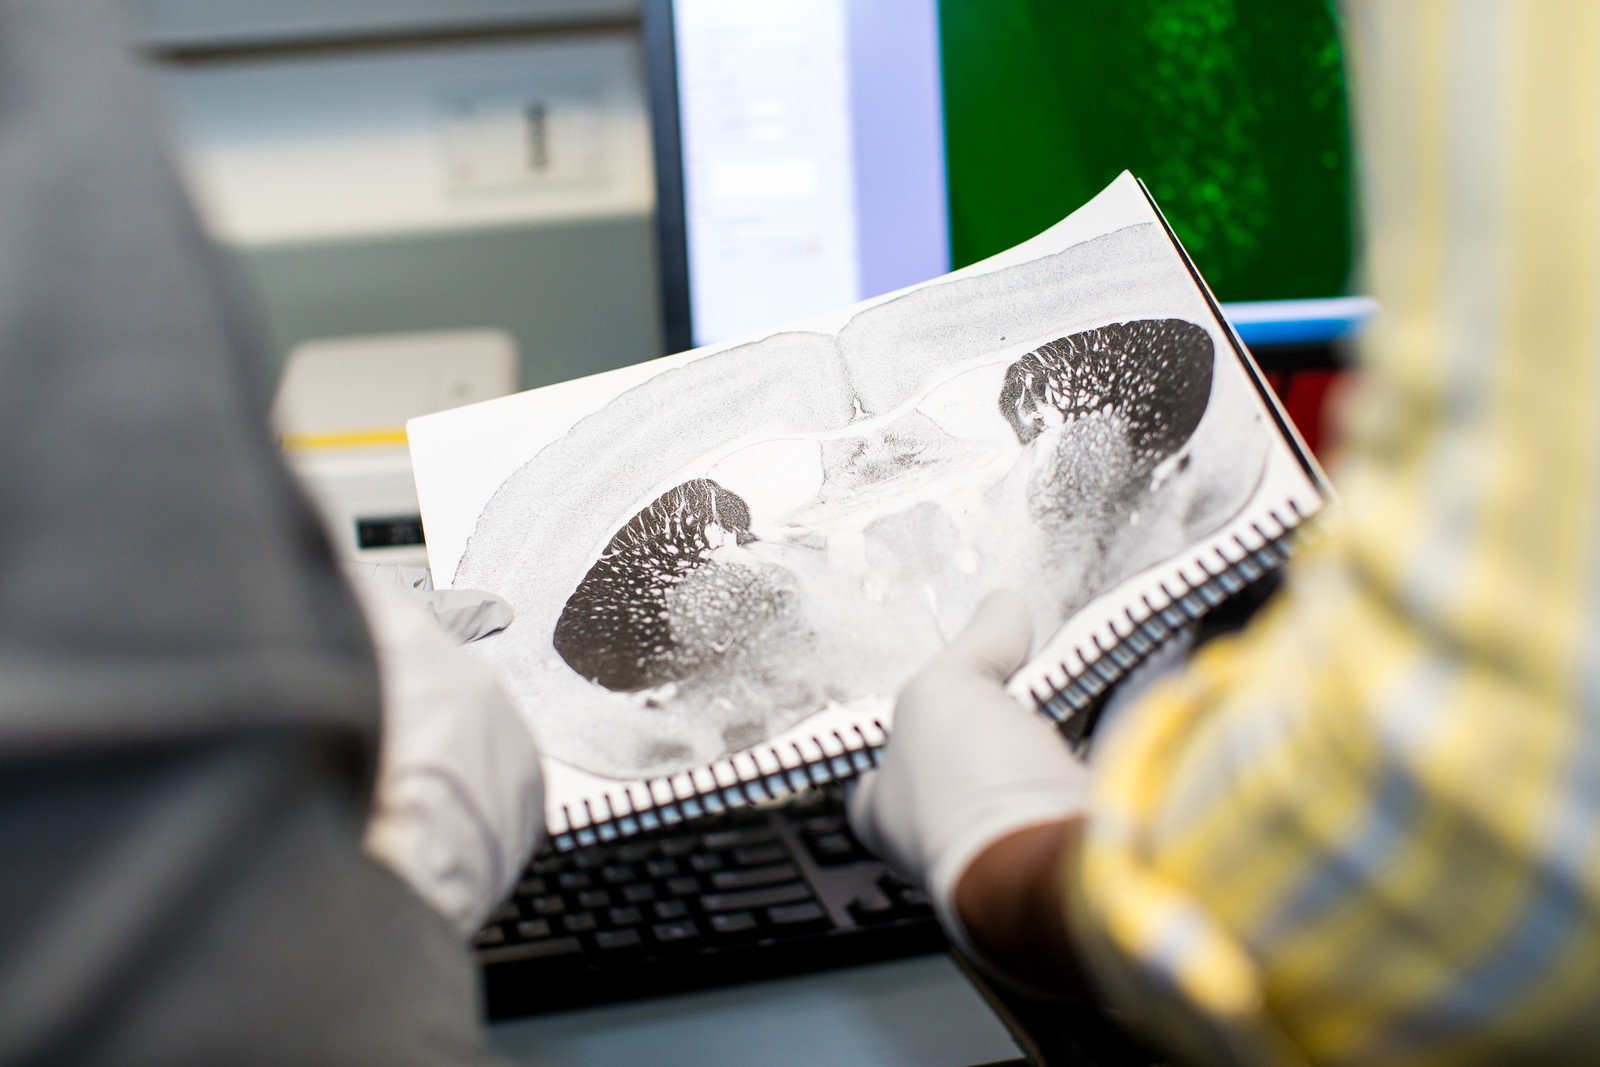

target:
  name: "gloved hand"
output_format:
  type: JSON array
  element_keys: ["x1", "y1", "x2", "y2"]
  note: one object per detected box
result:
[
  {"x1": 352, "y1": 579, "x2": 544, "y2": 937},
  {"x1": 345, "y1": 562, "x2": 514, "y2": 644},
  {"x1": 848, "y1": 590, "x2": 1092, "y2": 958}
]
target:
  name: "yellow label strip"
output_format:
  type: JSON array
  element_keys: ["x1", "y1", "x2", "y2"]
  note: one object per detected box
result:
[{"x1": 279, "y1": 427, "x2": 410, "y2": 451}]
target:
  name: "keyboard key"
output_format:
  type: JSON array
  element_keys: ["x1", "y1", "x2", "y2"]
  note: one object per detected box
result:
[
  {"x1": 487, "y1": 902, "x2": 520, "y2": 924},
  {"x1": 515, "y1": 877, "x2": 548, "y2": 897},
  {"x1": 472, "y1": 926, "x2": 506, "y2": 948},
  {"x1": 622, "y1": 883, "x2": 657, "y2": 904},
  {"x1": 651, "y1": 920, "x2": 702, "y2": 947},
  {"x1": 658, "y1": 836, "x2": 698, "y2": 857},
  {"x1": 515, "y1": 919, "x2": 552, "y2": 940},
  {"x1": 645, "y1": 858, "x2": 681, "y2": 879},
  {"x1": 530, "y1": 856, "x2": 566, "y2": 875},
  {"x1": 557, "y1": 871, "x2": 591, "y2": 891},
  {"x1": 616, "y1": 842, "x2": 656, "y2": 863},
  {"x1": 803, "y1": 815, "x2": 846, "y2": 836},
  {"x1": 710, "y1": 863, "x2": 797, "y2": 891},
  {"x1": 709, "y1": 911, "x2": 759, "y2": 939},
  {"x1": 897, "y1": 887, "x2": 933, "y2": 910},
  {"x1": 731, "y1": 844, "x2": 788, "y2": 867},
  {"x1": 561, "y1": 912, "x2": 597, "y2": 934},
  {"x1": 689, "y1": 853, "x2": 724, "y2": 874},
  {"x1": 601, "y1": 865, "x2": 636, "y2": 885},
  {"x1": 595, "y1": 928, "x2": 644, "y2": 953},
  {"x1": 767, "y1": 902, "x2": 829, "y2": 930},
  {"x1": 702, "y1": 827, "x2": 776, "y2": 850},
  {"x1": 807, "y1": 833, "x2": 861, "y2": 866},
  {"x1": 479, "y1": 937, "x2": 584, "y2": 966},
  {"x1": 665, "y1": 876, "x2": 700, "y2": 897},
  {"x1": 576, "y1": 889, "x2": 612, "y2": 910},
  {"x1": 529, "y1": 895, "x2": 566, "y2": 917},
  {"x1": 700, "y1": 882, "x2": 813, "y2": 913},
  {"x1": 848, "y1": 889, "x2": 896, "y2": 924},
  {"x1": 608, "y1": 906, "x2": 642, "y2": 927},
  {"x1": 653, "y1": 900, "x2": 689, "y2": 921},
  {"x1": 572, "y1": 851, "x2": 606, "y2": 870},
  {"x1": 785, "y1": 789, "x2": 830, "y2": 816},
  {"x1": 877, "y1": 871, "x2": 913, "y2": 895}
]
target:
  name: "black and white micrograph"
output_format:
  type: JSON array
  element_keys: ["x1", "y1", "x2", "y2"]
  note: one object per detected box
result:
[{"x1": 455, "y1": 221, "x2": 1272, "y2": 780}]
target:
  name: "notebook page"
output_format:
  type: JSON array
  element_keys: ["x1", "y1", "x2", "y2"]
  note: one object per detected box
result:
[{"x1": 408, "y1": 172, "x2": 1327, "y2": 842}]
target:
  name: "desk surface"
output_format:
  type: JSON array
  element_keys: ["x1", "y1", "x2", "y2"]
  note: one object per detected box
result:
[{"x1": 487, "y1": 953, "x2": 1024, "y2": 1067}]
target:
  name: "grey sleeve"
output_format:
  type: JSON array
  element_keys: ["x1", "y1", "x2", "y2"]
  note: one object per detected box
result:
[
  {"x1": 0, "y1": 742, "x2": 498, "y2": 1067},
  {"x1": 0, "y1": 2, "x2": 500, "y2": 1063}
]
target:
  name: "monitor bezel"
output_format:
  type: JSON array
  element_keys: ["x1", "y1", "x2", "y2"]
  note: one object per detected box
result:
[{"x1": 640, "y1": 0, "x2": 694, "y2": 356}]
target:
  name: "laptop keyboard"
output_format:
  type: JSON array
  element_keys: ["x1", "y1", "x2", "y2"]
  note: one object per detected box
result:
[{"x1": 474, "y1": 785, "x2": 946, "y2": 1018}]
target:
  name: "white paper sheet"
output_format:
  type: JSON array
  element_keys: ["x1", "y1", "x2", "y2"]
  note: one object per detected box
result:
[{"x1": 407, "y1": 173, "x2": 1327, "y2": 840}]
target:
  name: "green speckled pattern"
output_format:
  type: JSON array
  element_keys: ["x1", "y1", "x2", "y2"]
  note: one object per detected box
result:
[{"x1": 940, "y1": 0, "x2": 1353, "y2": 301}]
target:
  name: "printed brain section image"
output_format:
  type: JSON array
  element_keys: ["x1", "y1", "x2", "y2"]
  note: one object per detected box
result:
[
  {"x1": 539, "y1": 317, "x2": 1249, "y2": 773},
  {"x1": 455, "y1": 221, "x2": 1274, "y2": 781},
  {"x1": 554, "y1": 480, "x2": 766, "y2": 693},
  {"x1": 1002, "y1": 319, "x2": 1212, "y2": 472}
]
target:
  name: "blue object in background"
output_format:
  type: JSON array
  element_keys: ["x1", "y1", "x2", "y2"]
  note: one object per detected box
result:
[{"x1": 1221, "y1": 296, "x2": 1378, "y2": 347}]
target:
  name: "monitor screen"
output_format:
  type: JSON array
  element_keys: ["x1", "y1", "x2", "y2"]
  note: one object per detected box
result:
[
  {"x1": 643, "y1": 0, "x2": 1364, "y2": 356},
  {"x1": 646, "y1": 0, "x2": 948, "y2": 350}
]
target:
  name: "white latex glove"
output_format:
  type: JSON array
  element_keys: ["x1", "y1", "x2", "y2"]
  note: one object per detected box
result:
[
  {"x1": 848, "y1": 590, "x2": 1092, "y2": 956},
  {"x1": 353, "y1": 580, "x2": 544, "y2": 937},
  {"x1": 345, "y1": 562, "x2": 514, "y2": 644}
]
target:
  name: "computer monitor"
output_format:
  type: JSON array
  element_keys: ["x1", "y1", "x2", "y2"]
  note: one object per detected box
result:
[
  {"x1": 643, "y1": 0, "x2": 948, "y2": 352},
  {"x1": 642, "y1": 0, "x2": 1369, "y2": 357}
]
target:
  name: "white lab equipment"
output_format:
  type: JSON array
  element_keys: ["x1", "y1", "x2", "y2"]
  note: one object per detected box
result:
[{"x1": 273, "y1": 328, "x2": 518, "y2": 565}]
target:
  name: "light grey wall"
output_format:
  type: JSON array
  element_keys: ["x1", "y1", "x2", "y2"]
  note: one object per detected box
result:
[
  {"x1": 127, "y1": 0, "x2": 666, "y2": 390},
  {"x1": 127, "y1": 0, "x2": 637, "y2": 48},
  {"x1": 233, "y1": 215, "x2": 663, "y2": 390}
]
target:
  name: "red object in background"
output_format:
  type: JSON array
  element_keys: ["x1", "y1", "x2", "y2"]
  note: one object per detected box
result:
[{"x1": 1264, "y1": 369, "x2": 1344, "y2": 460}]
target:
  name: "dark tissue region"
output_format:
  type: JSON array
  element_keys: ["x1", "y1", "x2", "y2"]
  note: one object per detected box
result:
[
  {"x1": 999, "y1": 318, "x2": 1213, "y2": 475},
  {"x1": 554, "y1": 478, "x2": 761, "y2": 692}
]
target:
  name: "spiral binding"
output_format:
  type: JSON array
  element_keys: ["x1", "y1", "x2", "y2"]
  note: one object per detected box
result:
[
  {"x1": 551, "y1": 725, "x2": 885, "y2": 852},
  {"x1": 1030, "y1": 532, "x2": 1293, "y2": 731},
  {"x1": 548, "y1": 520, "x2": 1303, "y2": 852}
]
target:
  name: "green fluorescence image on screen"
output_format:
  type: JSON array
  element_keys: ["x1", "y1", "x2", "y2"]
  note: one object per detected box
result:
[{"x1": 940, "y1": 0, "x2": 1354, "y2": 302}]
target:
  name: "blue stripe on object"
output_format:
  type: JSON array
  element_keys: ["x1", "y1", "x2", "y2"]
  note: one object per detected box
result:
[
  {"x1": 1221, "y1": 297, "x2": 1378, "y2": 347},
  {"x1": 1253, "y1": 764, "x2": 1418, "y2": 949},
  {"x1": 1348, "y1": 719, "x2": 1600, "y2": 1063},
  {"x1": 1251, "y1": 660, "x2": 1451, "y2": 947},
  {"x1": 1233, "y1": 318, "x2": 1360, "y2": 347},
  {"x1": 1352, "y1": 884, "x2": 1584, "y2": 1065}
]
